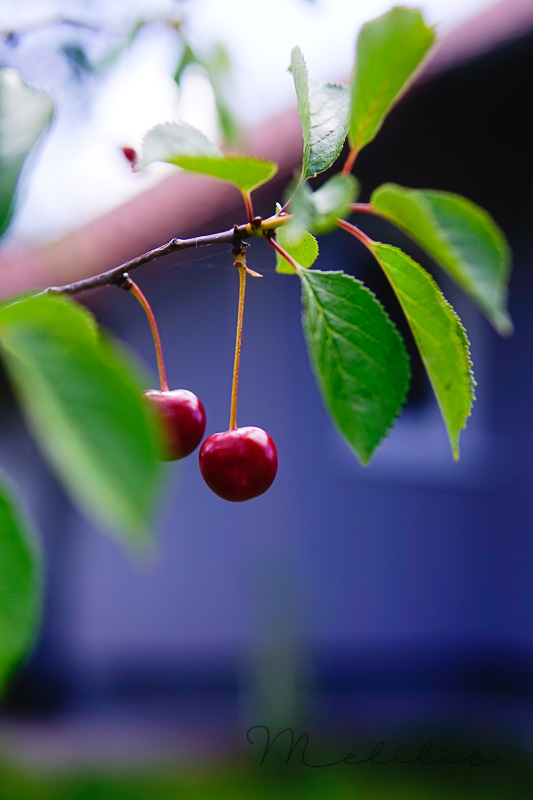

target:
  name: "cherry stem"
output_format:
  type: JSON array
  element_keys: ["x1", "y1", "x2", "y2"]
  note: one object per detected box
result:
[
  {"x1": 342, "y1": 146, "x2": 359, "y2": 175},
  {"x1": 337, "y1": 218, "x2": 375, "y2": 251},
  {"x1": 126, "y1": 277, "x2": 169, "y2": 392},
  {"x1": 242, "y1": 191, "x2": 254, "y2": 224},
  {"x1": 230, "y1": 249, "x2": 248, "y2": 430},
  {"x1": 264, "y1": 234, "x2": 301, "y2": 272}
]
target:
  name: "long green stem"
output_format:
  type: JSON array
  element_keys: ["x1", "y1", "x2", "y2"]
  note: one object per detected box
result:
[
  {"x1": 230, "y1": 252, "x2": 247, "y2": 430},
  {"x1": 128, "y1": 278, "x2": 169, "y2": 392}
]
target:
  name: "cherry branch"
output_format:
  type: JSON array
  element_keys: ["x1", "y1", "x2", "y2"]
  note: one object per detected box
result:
[{"x1": 44, "y1": 214, "x2": 290, "y2": 297}]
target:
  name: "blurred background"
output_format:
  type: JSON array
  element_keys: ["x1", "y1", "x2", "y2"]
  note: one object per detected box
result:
[{"x1": 1, "y1": 0, "x2": 533, "y2": 797}]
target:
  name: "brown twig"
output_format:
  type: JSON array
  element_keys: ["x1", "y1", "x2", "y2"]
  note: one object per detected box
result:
[{"x1": 43, "y1": 217, "x2": 289, "y2": 297}]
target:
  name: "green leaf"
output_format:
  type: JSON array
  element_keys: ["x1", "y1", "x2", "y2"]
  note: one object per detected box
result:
[
  {"x1": 300, "y1": 269, "x2": 410, "y2": 464},
  {"x1": 291, "y1": 46, "x2": 350, "y2": 179},
  {"x1": 174, "y1": 42, "x2": 197, "y2": 85},
  {"x1": 139, "y1": 122, "x2": 277, "y2": 193},
  {"x1": 349, "y1": 7, "x2": 435, "y2": 151},
  {"x1": 275, "y1": 225, "x2": 318, "y2": 274},
  {"x1": 371, "y1": 243, "x2": 475, "y2": 459},
  {"x1": 204, "y1": 44, "x2": 240, "y2": 145},
  {"x1": 174, "y1": 44, "x2": 239, "y2": 145},
  {"x1": 289, "y1": 174, "x2": 359, "y2": 239},
  {"x1": 371, "y1": 183, "x2": 512, "y2": 333},
  {"x1": 164, "y1": 153, "x2": 277, "y2": 193},
  {"x1": 0, "y1": 295, "x2": 161, "y2": 545},
  {"x1": 310, "y1": 174, "x2": 359, "y2": 234},
  {"x1": 0, "y1": 478, "x2": 42, "y2": 693},
  {"x1": 0, "y1": 69, "x2": 53, "y2": 238},
  {"x1": 139, "y1": 121, "x2": 220, "y2": 166},
  {"x1": 213, "y1": 100, "x2": 240, "y2": 146}
]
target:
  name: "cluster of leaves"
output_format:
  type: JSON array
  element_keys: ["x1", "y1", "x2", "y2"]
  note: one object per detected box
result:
[
  {"x1": 0, "y1": 7, "x2": 511, "y2": 694},
  {"x1": 138, "y1": 6, "x2": 510, "y2": 465},
  {"x1": 277, "y1": 8, "x2": 509, "y2": 466}
]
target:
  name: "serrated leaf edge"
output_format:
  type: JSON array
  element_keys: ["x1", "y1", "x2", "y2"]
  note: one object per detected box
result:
[
  {"x1": 372, "y1": 184, "x2": 512, "y2": 333},
  {"x1": 372, "y1": 243, "x2": 475, "y2": 459},
  {"x1": 300, "y1": 268, "x2": 411, "y2": 464}
]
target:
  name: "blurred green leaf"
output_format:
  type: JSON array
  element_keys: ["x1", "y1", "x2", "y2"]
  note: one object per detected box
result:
[
  {"x1": 139, "y1": 122, "x2": 276, "y2": 192},
  {"x1": 61, "y1": 43, "x2": 95, "y2": 79},
  {"x1": 275, "y1": 225, "x2": 318, "y2": 274},
  {"x1": 349, "y1": 7, "x2": 435, "y2": 151},
  {"x1": 166, "y1": 153, "x2": 277, "y2": 193},
  {"x1": 0, "y1": 295, "x2": 161, "y2": 545},
  {"x1": 0, "y1": 477, "x2": 41, "y2": 693},
  {"x1": 139, "y1": 121, "x2": 220, "y2": 166},
  {"x1": 291, "y1": 46, "x2": 349, "y2": 179},
  {"x1": 371, "y1": 243, "x2": 475, "y2": 459},
  {"x1": 213, "y1": 100, "x2": 240, "y2": 145},
  {"x1": 300, "y1": 269, "x2": 410, "y2": 464},
  {"x1": 174, "y1": 42, "x2": 197, "y2": 84},
  {"x1": 204, "y1": 44, "x2": 240, "y2": 145},
  {"x1": 310, "y1": 174, "x2": 359, "y2": 233},
  {"x1": 290, "y1": 174, "x2": 358, "y2": 237},
  {"x1": 0, "y1": 69, "x2": 53, "y2": 238},
  {"x1": 174, "y1": 42, "x2": 239, "y2": 145},
  {"x1": 371, "y1": 183, "x2": 512, "y2": 333}
]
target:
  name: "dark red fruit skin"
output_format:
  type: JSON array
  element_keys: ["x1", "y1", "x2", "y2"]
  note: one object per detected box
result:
[
  {"x1": 199, "y1": 426, "x2": 278, "y2": 502},
  {"x1": 122, "y1": 146, "x2": 137, "y2": 167},
  {"x1": 144, "y1": 389, "x2": 206, "y2": 461}
]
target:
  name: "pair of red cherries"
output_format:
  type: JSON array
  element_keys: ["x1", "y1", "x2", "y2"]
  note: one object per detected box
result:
[
  {"x1": 119, "y1": 235, "x2": 276, "y2": 502},
  {"x1": 144, "y1": 389, "x2": 277, "y2": 502}
]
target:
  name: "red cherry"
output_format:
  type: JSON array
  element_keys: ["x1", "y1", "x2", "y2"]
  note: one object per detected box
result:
[
  {"x1": 199, "y1": 426, "x2": 278, "y2": 502},
  {"x1": 144, "y1": 389, "x2": 206, "y2": 461},
  {"x1": 122, "y1": 146, "x2": 137, "y2": 167}
]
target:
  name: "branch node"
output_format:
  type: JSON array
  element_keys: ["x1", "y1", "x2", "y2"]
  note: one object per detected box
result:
[
  {"x1": 232, "y1": 239, "x2": 249, "y2": 257},
  {"x1": 115, "y1": 272, "x2": 133, "y2": 290}
]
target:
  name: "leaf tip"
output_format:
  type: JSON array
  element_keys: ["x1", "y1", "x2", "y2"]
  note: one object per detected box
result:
[
  {"x1": 358, "y1": 450, "x2": 373, "y2": 467},
  {"x1": 495, "y1": 313, "x2": 514, "y2": 337}
]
